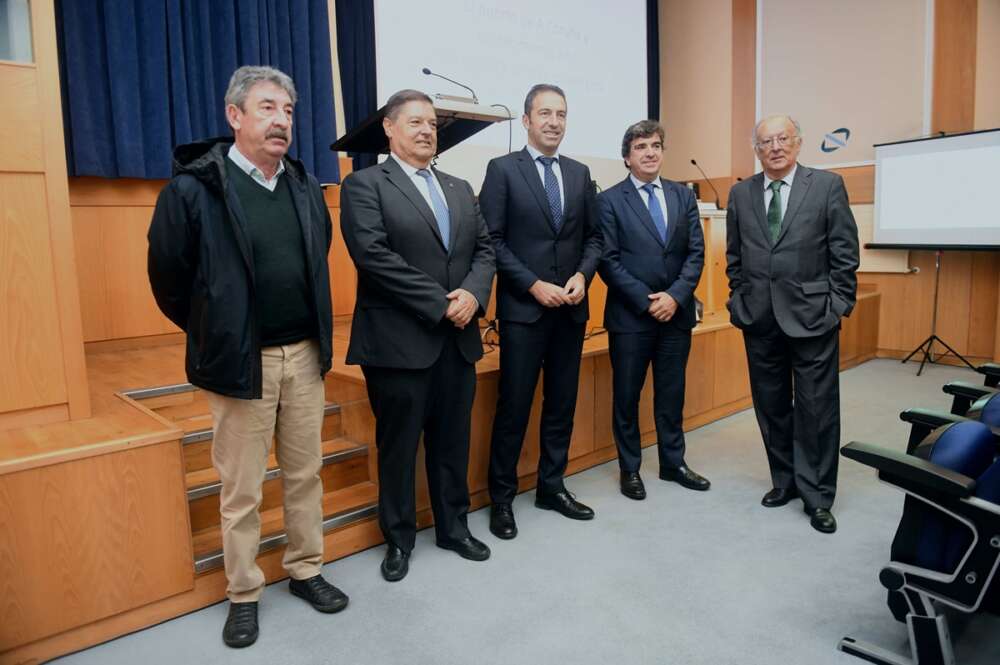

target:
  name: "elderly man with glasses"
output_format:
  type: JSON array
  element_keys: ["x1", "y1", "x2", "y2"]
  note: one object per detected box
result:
[{"x1": 724, "y1": 115, "x2": 859, "y2": 534}]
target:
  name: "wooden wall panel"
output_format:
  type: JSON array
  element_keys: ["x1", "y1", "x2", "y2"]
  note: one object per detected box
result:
[
  {"x1": 713, "y1": 325, "x2": 750, "y2": 406},
  {"x1": 731, "y1": 0, "x2": 756, "y2": 180},
  {"x1": 0, "y1": 64, "x2": 44, "y2": 172},
  {"x1": 0, "y1": 441, "x2": 193, "y2": 647},
  {"x1": 969, "y1": 252, "x2": 1000, "y2": 357},
  {"x1": 73, "y1": 207, "x2": 178, "y2": 341},
  {"x1": 0, "y1": 174, "x2": 69, "y2": 412},
  {"x1": 932, "y1": 0, "x2": 978, "y2": 134}
]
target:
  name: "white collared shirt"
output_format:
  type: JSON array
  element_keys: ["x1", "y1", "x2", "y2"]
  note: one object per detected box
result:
[
  {"x1": 525, "y1": 144, "x2": 565, "y2": 210},
  {"x1": 763, "y1": 163, "x2": 797, "y2": 220},
  {"x1": 629, "y1": 174, "x2": 669, "y2": 231},
  {"x1": 227, "y1": 144, "x2": 285, "y2": 192},
  {"x1": 390, "y1": 153, "x2": 449, "y2": 213}
]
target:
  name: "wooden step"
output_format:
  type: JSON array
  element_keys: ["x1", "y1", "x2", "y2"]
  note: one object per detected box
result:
[
  {"x1": 188, "y1": 438, "x2": 370, "y2": 533},
  {"x1": 123, "y1": 383, "x2": 342, "y2": 443},
  {"x1": 182, "y1": 403, "x2": 342, "y2": 474},
  {"x1": 192, "y1": 481, "x2": 379, "y2": 573}
]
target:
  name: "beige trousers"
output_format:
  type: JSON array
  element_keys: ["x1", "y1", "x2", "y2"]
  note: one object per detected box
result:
[{"x1": 205, "y1": 339, "x2": 326, "y2": 602}]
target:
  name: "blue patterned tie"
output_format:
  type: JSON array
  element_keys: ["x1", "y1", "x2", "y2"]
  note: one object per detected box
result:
[
  {"x1": 537, "y1": 156, "x2": 563, "y2": 231},
  {"x1": 417, "y1": 169, "x2": 450, "y2": 250},
  {"x1": 641, "y1": 183, "x2": 668, "y2": 244}
]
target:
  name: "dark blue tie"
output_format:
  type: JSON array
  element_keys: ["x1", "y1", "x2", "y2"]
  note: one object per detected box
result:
[
  {"x1": 417, "y1": 169, "x2": 450, "y2": 250},
  {"x1": 641, "y1": 183, "x2": 667, "y2": 244},
  {"x1": 537, "y1": 156, "x2": 563, "y2": 231}
]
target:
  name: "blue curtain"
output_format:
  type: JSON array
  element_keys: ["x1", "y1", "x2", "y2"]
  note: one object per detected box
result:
[
  {"x1": 647, "y1": 0, "x2": 659, "y2": 120},
  {"x1": 334, "y1": 0, "x2": 376, "y2": 172},
  {"x1": 56, "y1": 0, "x2": 340, "y2": 183}
]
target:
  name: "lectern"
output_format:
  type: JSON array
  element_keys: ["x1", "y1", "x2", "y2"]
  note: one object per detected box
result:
[{"x1": 330, "y1": 96, "x2": 511, "y2": 155}]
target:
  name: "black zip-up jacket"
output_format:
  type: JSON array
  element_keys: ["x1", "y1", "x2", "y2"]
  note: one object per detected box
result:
[{"x1": 148, "y1": 137, "x2": 333, "y2": 399}]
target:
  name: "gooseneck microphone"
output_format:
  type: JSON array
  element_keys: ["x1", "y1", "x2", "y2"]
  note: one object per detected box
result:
[
  {"x1": 690, "y1": 158, "x2": 722, "y2": 210},
  {"x1": 421, "y1": 67, "x2": 478, "y2": 104}
]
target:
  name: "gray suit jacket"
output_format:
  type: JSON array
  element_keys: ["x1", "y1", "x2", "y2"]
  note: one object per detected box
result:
[
  {"x1": 340, "y1": 157, "x2": 496, "y2": 369},
  {"x1": 725, "y1": 165, "x2": 859, "y2": 338}
]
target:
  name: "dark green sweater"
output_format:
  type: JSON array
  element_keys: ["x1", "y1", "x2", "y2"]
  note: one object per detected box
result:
[{"x1": 225, "y1": 159, "x2": 316, "y2": 347}]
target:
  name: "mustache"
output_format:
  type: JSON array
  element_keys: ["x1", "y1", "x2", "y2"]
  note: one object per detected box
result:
[{"x1": 266, "y1": 130, "x2": 289, "y2": 141}]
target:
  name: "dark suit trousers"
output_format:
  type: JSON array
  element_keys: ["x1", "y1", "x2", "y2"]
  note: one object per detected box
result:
[
  {"x1": 361, "y1": 337, "x2": 476, "y2": 552},
  {"x1": 488, "y1": 309, "x2": 586, "y2": 503},
  {"x1": 609, "y1": 324, "x2": 691, "y2": 473},
  {"x1": 743, "y1": 316, "x2": 841, "y2": 510}
]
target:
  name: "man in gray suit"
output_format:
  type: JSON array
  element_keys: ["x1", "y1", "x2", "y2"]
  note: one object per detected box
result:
[
  {"x1": 725, "y1": 114, "x2": 859, "y2": 534},
  {"x1": 340, "y1": 89, "x2": 496, "y2": 581}
]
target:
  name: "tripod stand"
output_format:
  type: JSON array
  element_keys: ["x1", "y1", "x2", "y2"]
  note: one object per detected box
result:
[{"x1": 902, "y1": 249, "x2": 976, "y2": 376}]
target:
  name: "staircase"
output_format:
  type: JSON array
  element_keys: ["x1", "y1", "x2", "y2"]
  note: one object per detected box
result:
[{"x1": 121, "y1": 382, "x2": 378, "y2": 573}]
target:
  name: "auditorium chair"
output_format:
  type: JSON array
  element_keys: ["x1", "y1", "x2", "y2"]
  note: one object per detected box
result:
[
  {"x1": 941, "y1": 362, "x2": 1000, "y2": 417},
  {"x1": 839, "y1": 420, "x2": 1000, "y2": 665},
  {"x1": 900, "y1": 389, "x2": 1000, "y2": 455}
]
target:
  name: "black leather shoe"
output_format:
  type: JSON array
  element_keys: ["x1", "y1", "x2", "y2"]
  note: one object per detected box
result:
[
  {"x1": 620, "y1": 471, "x2": 646, "y2": 500},
  {"x1": 289, "y1": 574, "x2": 349, "y2": 613},
  {"x1": 437, "y1": 535, "x2": 491, "y2": 561},
  {"x1": 805, "y1": 507, "x2": 837, "y2": 534},
  {"x1": 761, "y1": 486, "x2": 799, "y2": 507},
  {"x1": 222, "y1": 601, "x2": 258, "y2": 648},
  {"x1": 489, "y1": 503, "x2": 517, "y2": 539},
  {"x1": 535, "y1": 490, "x2": 595, "y2": 520},
  {"x1": 381, "y1": 545, "x2": 410, "y2": 582},
  {"x1": 659, "y1": 465, "x2": 711, "y2": 491}
]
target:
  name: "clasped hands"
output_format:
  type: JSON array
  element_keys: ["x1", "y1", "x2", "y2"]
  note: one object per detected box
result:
[
  {"x1": 528, "y1": 272, "x2": 586, "y2": 308},
  {"x1": 647, "y1": 291, "x2": 678, "y2": 322},
  {"x1": 445, "y1": 288, "x2": 479, "y2": 329}
]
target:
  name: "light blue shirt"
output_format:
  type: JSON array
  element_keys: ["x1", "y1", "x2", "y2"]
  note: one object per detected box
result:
[
  {"x1": 525, "y1": 144, "x2": 565, "y2": 210},
  {"x1": 390, "y1": 153, "x2": 449, "y2": 213},
  {"x1": 629, "y1": 174, "x2": 669, "y2": 231},
  {"x1": 763, "y1": 163, "x2": 797, "y2": 220},
  {"x1": 227, "y1": 144, "x2": 285, "y2": 192}
]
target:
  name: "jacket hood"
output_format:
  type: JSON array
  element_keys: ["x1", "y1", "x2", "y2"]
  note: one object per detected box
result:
[{"x1": 171, "y1": 136, "x2": 308, "y2": 189}]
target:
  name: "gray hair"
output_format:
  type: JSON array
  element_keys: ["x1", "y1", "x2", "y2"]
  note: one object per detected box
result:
[
  {"x1": 621, "y1": 119, "x2": 665, "y2": 159},
  {"x1": 225, "y1": 65, "x2": 297, "y2": 110},
  {"x1": 384, "y1": 89, "x2": 434, "y2": 120},
  {"x1": 752, "y1": 114, "x2": 802, "y2": 145},
  {"x1": 523, "y1": 83, "x2": 566, "y2": 116}
]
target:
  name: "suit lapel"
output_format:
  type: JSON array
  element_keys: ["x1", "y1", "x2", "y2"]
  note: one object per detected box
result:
[
  {"x1": 775, "y1": 165, "x2": 812, "y2": 246},
  {"x1": 622, "y1": 178, "x2": 665, "y2": 247},
  {"x1": 662, "y1": 178, "x2": 680, "y2": 250},
  {"x1": 436, "y1": 168, "x2": 462, "y2": 252},
  {"x1": 383, "y1": 158, "x2": 446, "y2": 249},
  {"x1": 749, "y1": 172, "x2": 770, "y2": 242},
  {"x1": 515, "y1": 148, "x2": 556, "y2": 231}
]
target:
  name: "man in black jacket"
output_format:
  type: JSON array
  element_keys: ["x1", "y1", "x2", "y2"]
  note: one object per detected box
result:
[{"x1": 148, "y1": 66, "x2": 347, "y2": 649}]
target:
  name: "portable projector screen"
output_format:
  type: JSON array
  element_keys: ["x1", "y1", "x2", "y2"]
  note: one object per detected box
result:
[{"x1": 872, "y1": 129, "x2": 1000, "y2": 249}]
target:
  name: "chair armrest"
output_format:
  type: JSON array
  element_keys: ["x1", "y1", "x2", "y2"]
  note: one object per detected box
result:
[
  {"x1": 899, "y1": 408, "x2": 968, "y2": 428},
  {"x1": 899, "y1": 409, "x2": 968, "y2": 453},
  {"x1": 841, "y1": 441, "x2": 976, "y2": 499},
  {"x1": 978, "y1": 362, "x2": 1000, "y2": 388},
  {"x1": 942, "y1": 381, "x2": 995, "y2": 416}
]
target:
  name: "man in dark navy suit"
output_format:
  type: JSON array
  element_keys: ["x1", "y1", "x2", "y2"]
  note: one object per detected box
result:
[
  {"x1": 598, "y1": 120, "x2": 710, "y2": 501},
  {"x1": 480, "y1": 84, "x2": 603, "y2": 539}
]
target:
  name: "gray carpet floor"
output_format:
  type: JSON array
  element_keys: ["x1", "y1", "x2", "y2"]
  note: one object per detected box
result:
[{"x1": 56, "y1": 359, "x2": 1000, "y2": 665}]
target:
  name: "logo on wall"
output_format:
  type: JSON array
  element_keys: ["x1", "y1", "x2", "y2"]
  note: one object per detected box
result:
[{"x1": 820, "y1": 128, "x2": 851, "y2": 153}]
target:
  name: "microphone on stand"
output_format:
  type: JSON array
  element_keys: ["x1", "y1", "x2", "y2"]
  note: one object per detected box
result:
[
  {"x1": 421, "y1": 67, "x2": 478, "y2": 103},
  {"x1": 690, "y1": 158, "x2": 722, "y2": 210}
]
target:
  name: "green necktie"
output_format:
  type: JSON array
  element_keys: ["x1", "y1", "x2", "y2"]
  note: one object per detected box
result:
[{"x1": 767, "y1": 179, "x2": 785, "y2": 243}]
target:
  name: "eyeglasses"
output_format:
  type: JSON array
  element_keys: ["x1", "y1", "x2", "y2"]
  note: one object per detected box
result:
[{"x1": 755, "y1": 134, "x2": 798, "y2": 149}]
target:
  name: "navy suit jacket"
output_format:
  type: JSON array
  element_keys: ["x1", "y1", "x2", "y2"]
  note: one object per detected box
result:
[
  {"x1": 598, "y1": 176, "x2": 705, "y2": 333},
  {"x1": 479, "y1": 147, "x2": 602, "y2": 324}
]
